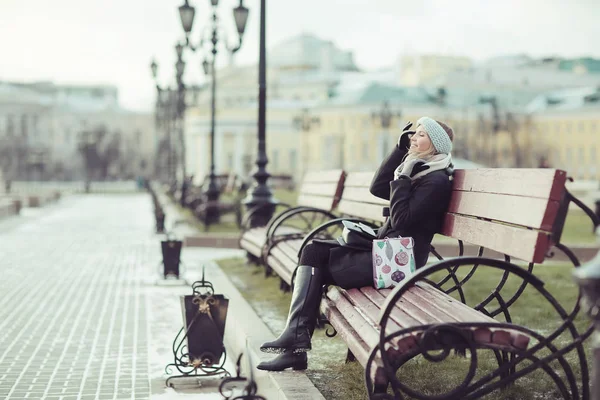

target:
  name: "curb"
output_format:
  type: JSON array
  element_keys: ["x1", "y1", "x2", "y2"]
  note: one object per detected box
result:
[
  {"x1": 208, "y1": 260, "x2": 326, "y2": 400},
  {"x1": 184, "y1": 234, "x2": 239, "y2": 249}
]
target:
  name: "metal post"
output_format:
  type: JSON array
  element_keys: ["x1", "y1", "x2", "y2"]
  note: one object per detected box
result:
[
  {"x1": 203, "y1": 12, "x2": 220, "y2": 225},
  {"x1": 243, "y1": 0, "x2": 277, "y2": 227}
]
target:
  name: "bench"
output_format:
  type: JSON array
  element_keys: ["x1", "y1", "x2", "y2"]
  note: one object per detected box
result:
[
  {"x1": 292, "y1": 168, "x2": 598, "y2": 398},
  {"x1": 239, "y1": 169, "x2": 345, "y2": 287}
]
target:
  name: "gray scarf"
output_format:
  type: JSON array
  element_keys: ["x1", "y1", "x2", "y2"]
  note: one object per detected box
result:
[{"x1": 394, "y1": 153, "x2": 453, "y2": 181}]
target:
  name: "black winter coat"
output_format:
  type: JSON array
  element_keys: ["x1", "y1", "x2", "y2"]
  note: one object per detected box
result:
[{"x1": 323, "y1": 145, "x2": 453, "y2": 289}]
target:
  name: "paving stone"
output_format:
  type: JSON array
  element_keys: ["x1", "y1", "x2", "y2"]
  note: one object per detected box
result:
[{"x1": 0, "y1": 195, "x2": 155, "y2": 399}]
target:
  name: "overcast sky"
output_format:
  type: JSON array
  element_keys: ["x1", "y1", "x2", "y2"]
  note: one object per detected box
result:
[{"x1": 1, "y1": 0, "x2": 599, "y2": 112}]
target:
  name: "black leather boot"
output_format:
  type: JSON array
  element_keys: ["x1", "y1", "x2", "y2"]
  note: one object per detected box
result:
[
  {"x1": 260, "y1": 266, "x2": 324, "y2": 354},
  {"x1": 256, "y1": 350, "x2": 308, "y2": 371}
]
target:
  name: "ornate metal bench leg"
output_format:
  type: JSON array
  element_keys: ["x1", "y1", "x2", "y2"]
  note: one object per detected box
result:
[{"x1": 346, "y1": 349, "x2": 357, "y2": 363}]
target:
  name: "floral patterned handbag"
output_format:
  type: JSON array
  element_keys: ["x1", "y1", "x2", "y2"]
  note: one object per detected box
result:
[{"x1": 372, "y1": 236, "x2": 416, "y2": 289}]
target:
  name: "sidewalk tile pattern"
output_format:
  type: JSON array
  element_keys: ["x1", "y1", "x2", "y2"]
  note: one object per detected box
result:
[{"x1": 0, "y1": 195, "x2": 155, "y2": 400}]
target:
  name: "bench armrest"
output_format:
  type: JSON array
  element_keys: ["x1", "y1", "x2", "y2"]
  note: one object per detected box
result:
[
  {"x1": 266, "y1": 207, "x2": 338, "y2": 245},
  {"x1": 240, "y1": 202, "x2": 291, "y2": 231}
]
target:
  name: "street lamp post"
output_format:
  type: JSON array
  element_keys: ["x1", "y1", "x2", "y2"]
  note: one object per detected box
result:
[
  {"x1": 175, "y1": 43, "x2": 188, "y2": 206},
  {"x1": 150, "y1": 60, "x2": 178, "y2": 185},
  {"x1": 372, "y1": 100, "x2": 402, "y2": 159},
  {"x1": 178, "y1": 0, "x2": 249, "y2": 224},
  {"x1": 242, "y1": 0, "x2": 279, "y2": 228}
]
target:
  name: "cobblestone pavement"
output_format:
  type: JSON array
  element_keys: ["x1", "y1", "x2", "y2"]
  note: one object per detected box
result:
[{"x1": 0, "y1": 194, "x2": 242, "y2": 400}]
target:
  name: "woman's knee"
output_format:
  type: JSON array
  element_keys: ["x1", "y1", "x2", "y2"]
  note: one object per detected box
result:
[{"x1": 299, "y1": 243, "x2": 330, "y2": 267}]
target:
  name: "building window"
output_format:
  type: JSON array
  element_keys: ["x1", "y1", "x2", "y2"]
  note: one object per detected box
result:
[{"x1": 227, "y1": 153, "x2": 234, "y2": 170}]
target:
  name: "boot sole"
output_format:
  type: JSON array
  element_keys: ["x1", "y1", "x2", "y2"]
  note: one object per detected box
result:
[
  {"x1": 260, "y1": 346, "x2": 311, "y2": 354},
  {"x1": 256, "y1": 362, "x2": 308, "y2": 371}
]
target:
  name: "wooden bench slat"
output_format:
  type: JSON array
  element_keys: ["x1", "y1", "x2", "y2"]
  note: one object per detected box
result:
[
  {"x1": 449, "y1": 191, "x2": 559, "y2": 231},
  {"x1": 412, "y1": 283, "x2": 491, "y2": 323},
  {"x1": 359, "y1": 287, "x2": 423, "y2": 328},
  {"x1": 326, "y1": 288, "x2": 381, "y2": 348},
  {"x1": 322, "y1": 297, "x2": 371, "y2": 366},
  {"x1": 408, "y1": 284, "x2": 490, "y2": 324},
  {"x1": 441, "y1": 213, "x2": 551, "y2": 263},
  {"x1": 337, "y1": 187, "x2": 387, "y2": 206},
  {"x1": 241, "y1": 227, "x2": 268, "y2": 245},
  {"x1": 297, "y1": 182, "x2": 344, "y2": 197},
  {"x1": 453, "y1": 169, "x2": 567, "y2": 201},
  {"x1": 297, "y1": 194, "x2": 340, "y2": 211},
  {"x1": 273, "y1": 239, "x2": 303, "y2": 256},
  {"x1": 368, "y1": 287, "x2": 447, "y2": 327},
  {"x1": 337, "y1": 200, "x2": 386, "y2": 223},
  {"x1": 303, "y1": 169, "x2": 345, "y2": 184},
  {"x1": 343, "y1": 172, "x2": 375, "y2": 187},
  {"x1": 239, "y1": 238, "x2": 264, "y2": 258},
  {"x1": 266, "y1": 253, "x2": 295, "y2": 283},
  {"x1": 344, "y1": 289, "x2": 403, "y2": 332}
]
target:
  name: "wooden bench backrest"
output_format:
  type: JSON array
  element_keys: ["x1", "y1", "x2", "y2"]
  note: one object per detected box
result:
[
  {"x1": 296, "y1": 169, "x2": 346, "y2": 211},
  {"x1": 337, "y1": 172, "x2": 387, "y2": 223},
  {"x1": 337, "y1": 169, "x2": 568, "y2": 264}
]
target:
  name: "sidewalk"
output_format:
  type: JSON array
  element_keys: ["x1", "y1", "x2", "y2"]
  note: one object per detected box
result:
[{"x1": 0, "y1": 193, "x2": 314, "y2": 400}]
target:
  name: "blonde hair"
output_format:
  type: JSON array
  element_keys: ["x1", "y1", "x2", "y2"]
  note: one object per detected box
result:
[{"x1": 402, "y1": 138, "x2": 438, "y2": 163}]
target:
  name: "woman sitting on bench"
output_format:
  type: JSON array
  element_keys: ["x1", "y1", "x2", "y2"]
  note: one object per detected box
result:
[{"x1": 257, "y1": 117, "x2": 456, "y2": 371}]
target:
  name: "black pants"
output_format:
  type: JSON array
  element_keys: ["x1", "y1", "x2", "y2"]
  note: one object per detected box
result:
[{"x1": 299, "y1": 241, "x2": 373, "y2": 289}]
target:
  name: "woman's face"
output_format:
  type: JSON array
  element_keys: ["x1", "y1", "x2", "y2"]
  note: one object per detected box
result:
[{"x1": 409, "y1": 125, "x2": 433, "y2": 153}]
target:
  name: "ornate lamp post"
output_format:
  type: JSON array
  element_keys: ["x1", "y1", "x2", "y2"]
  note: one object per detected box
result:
[
  {"x1": 293, "y1": 108, "x2": 320, "y2": 132},
  {"x1": 241, "y1": 0, "x2": 280, "y2": 228},
  {"x1": 372, "y1": 100, "x2": 402, "y2": 159},
  {"x1": 174, "y1": 43, "x2": 189, "y2": 206},
  {"x1": 150, "y1": 60, "x2": 177, "y2": 184},
  {"x1": 177, "y1": 0, "x2": 249, "y2": 224}
]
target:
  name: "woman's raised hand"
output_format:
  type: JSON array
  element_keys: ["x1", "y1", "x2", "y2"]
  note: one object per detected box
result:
[{"x1": 397, "y1": 121, "x2": 415, "y2": 150}]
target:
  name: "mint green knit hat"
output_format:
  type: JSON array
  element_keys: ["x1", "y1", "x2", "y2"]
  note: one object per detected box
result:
[{"x1": 416, "y1": 117, "x2": 454, "y2": 154}]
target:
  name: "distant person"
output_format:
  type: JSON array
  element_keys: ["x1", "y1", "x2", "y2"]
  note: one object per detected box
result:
[{"x1": 257, "y1": 117, "x2": 455, "y2": 371}]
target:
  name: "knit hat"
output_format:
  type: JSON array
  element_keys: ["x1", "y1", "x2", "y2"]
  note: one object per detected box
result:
[{"x1": 416, "y1": 117, "x2": 454, "y2": 154}]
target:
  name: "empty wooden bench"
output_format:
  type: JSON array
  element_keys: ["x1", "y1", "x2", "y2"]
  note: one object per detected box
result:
[
  {"x1": 239, "y1": 170, "x2": 345, "y2": 284},
  {"x1": 297, "y1": 169, "x2": 597, "y2": 399}
]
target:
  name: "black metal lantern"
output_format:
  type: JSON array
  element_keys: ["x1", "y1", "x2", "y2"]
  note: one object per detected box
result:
[
  {"x1": 211, "y1": 0, "x2": 219, "y2": 6},
  {"x1": 160, "y1": 237, "x2": 183, "y2": 278},
  {"x1": 202, "y1": 58, "x2": 210, "y2": 76},
  {"x1": 233, "y1": 1, "x2": 249, "y2": 36},
  {"x1": 150, "y1": 59, "x2": 158, "y2": 78},
  {"x1": 180, "y1": 287, "x2": 228, "y2": 364},
  {"x1": 178, "y1": 1, "x2": 196, "y2": 34},
  {"x1": 165, "y1": 268, "x2": 230, "y2": 387}
]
